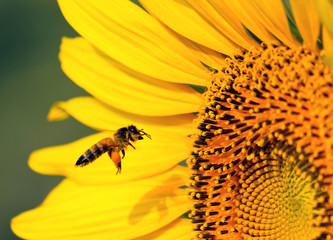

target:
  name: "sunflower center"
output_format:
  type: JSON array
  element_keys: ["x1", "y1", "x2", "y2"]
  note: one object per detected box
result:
[{"x1": 188, "y1": 43, "x2": 333, "y2": 240}]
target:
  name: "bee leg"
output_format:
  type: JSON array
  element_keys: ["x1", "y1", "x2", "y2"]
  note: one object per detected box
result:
[
  {"x1": 140, "y1": 129, "x2": 152, "y2": 139},
  {"x1": 116, "y1": 162, "x2": 121, "y2": 175},
  {"x1": 128, "y1": 142, "x2": 136, "y2": 149},
  {"x1": 121, "y1": 149, "x2": 125, "y2": 159},
  {"x1": 108, "y1": 149, "x2": 122, "y2": 174},
  {"x1": 107, "y1": 148, "x2": 113, "y2": 159}
]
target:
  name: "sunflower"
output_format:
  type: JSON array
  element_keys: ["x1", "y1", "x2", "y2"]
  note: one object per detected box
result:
[{"x1": 11, "y1": 0, "x2": 333, "y2": 239}]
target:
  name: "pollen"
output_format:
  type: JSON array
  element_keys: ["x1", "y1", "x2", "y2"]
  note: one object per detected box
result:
[{"x1": 188, "y1": 43, "x2": 333, "y2": 240}]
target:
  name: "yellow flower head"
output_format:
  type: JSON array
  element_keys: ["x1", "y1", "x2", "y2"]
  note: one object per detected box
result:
[{"x1": 11, "y1": 0, "x2": 333, "y2": 239}]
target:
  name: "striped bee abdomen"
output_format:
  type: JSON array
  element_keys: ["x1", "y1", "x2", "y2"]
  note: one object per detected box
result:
[{"x1": 75, "y1": 138, "x2": 114, "y2": 167}]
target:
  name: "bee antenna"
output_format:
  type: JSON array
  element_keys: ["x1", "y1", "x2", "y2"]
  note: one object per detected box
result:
[{"x1": 140, "y1": 129, "x2": 152, "y2": 139}]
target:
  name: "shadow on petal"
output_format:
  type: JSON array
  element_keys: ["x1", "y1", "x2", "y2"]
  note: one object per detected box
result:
[{"x1": 128, "y1": 174, "x2": 185, "y2": 225}]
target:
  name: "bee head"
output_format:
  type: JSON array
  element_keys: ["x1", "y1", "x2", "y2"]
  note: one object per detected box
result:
[
  {"x1": 128, "y1": 125, "x2": 139, "y2": 134},
  {"x1": 128, "y1": 125, "x2": 151, "y2": 141}
]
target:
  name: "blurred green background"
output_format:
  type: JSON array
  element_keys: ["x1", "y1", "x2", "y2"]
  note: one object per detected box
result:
[{"x1": 0, "y1": 1, "x2": 95, "y2": 239}]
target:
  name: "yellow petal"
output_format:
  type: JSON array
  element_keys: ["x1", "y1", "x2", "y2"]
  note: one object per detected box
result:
[
  {"x1": 323, "y1": 25, "x2": 333, "y2": 54},
  {"x1": 221, "y1": 0, "x2": 276, "y2": 44},
  {"x1": 229, "y1": 0, "x2": 300, "y2": 47},
  {"x1": 47, "y1": 96, "x2": 195, "y2": 133},
  {"x1": 290, "y1": 0, "x2": 320, "y2": 51},
  {"x1": 315, "y1": 0, "x2": 333, "y2": 38},
  {"x1": 254, "y1": 0, "x2": 300, "y2": 47},
  {"x1": 58, "y1": 0, "x2": 208, "y2": 85},
  {"x1": 60, "y1": 37, "x2": 203, "y2": 116},
  {"x1": 187, "y1": 1, "x2": 259, "y2": 49},
  {"x1": 29, "y1": 129, "x2": 192, "y2": 185},
  {"x1": 140, "y1": 0, "x2": 240, "y2": 56},
  {"x1": 133, "y1": 218, "x2": 193, "y2": 240},
  {"x1": 315, "y1": 0, "x2": 333, "y2": 70},
  {"x1": 320, "y1": 13, "x2": 333, "y2": 70},
  {"x1": 175, "y1": 33, "x2": 225, "y2": 71},
  {"x1": 12, "y1": 167, "x2": 191, "y2": 240}
]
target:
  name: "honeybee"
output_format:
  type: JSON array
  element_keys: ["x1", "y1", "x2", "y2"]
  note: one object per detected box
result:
[{"x1": 75, "y1": 125, "x2": 151, "y2": 174}]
